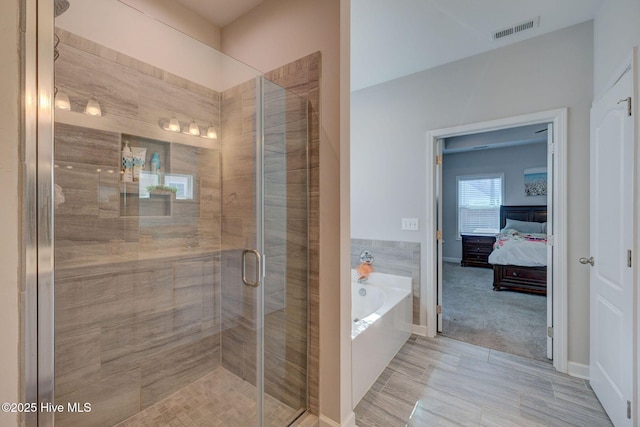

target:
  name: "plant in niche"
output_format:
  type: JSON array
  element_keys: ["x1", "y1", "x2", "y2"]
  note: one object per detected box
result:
[{"x1": 146, "y1": 185, "x2": 178, "y2": 194}]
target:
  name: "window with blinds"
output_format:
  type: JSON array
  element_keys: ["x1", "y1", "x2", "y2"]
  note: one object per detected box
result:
[{"x1": 457, "y1": 174, "x2": 504, "y2": 237}]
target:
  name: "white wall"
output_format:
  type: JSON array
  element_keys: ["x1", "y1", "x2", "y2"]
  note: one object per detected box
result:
[
  {"x1": 351, "y1": 21, "x2": 593, "y2": 365},
  {"x1": 593, "y1": 0, "x2": 640, "y2": 97},
  {"x1": 0, "y1": 0, "x2": 21, "y2": 425},
  {"x1": 442, "y1": 143, "x2": 547, "y2": 260},
  {"x1": 221, "y1": 1, "x2": 350, "y2": 425}
]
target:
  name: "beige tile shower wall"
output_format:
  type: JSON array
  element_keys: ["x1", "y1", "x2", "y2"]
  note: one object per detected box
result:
[
  {"x1": 351, "y1": 239, "x2": 421, "y2": 325},
  {"x1": 53, "y1": 30, "x2": 223, "y2": 426}
]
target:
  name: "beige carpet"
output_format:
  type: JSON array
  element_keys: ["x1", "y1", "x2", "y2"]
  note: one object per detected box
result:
[{"x1": 441, "y1": 261, "x2": 549, "y2": 362}]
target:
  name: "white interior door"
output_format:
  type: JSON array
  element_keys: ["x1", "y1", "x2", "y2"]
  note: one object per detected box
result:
[
  {"x1": 436, "y1": 138, "x2": 443, "y2": 332},
  {"x1": 589, "y1": 56, "x2": 635, "y2": 427},
  {"x1": 546, "y1": 123, "x2": 554, "y2": 360}
]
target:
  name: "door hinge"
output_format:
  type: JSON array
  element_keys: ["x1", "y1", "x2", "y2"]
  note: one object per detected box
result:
[
  {"x1": 627, "y1": 400, "x2": 631, "y2": 419},
  {"x1": 618, "y1": 97, "x2": 632, "y2": 116},
  {"x1": 436, "y1": 230, "x2": 442, "y2": 240},
  {"x1": 436, "y1": 305, "x2": 442, "y2": 314},
  {"x1": 435, "y1": 155, "x2": 442, "y2": 165},
  {"x1": 547, "y1": 326, "x2": 553, "y2": 338},
  {"x1": 627, "y1": 250, "x2": 632, "y2": 268}
]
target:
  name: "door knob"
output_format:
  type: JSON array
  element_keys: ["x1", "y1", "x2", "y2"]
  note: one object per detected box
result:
[{"x1": 579, "y1": 257, "x2": 594, "y2": 266}]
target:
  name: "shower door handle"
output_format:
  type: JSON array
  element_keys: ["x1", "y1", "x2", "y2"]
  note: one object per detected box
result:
[{"x1": 242, "y1": 249, "x2": 262, "y2": 287}]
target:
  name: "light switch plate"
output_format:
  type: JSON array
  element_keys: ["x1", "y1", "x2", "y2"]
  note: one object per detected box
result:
[{"x1": 402, "y1": 218, "x2": 419, "y2": 231}]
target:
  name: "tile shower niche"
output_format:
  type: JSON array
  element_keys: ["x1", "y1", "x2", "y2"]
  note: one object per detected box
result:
[{"x1": 119, "y1": 134, "x2": 174, "y2": 217}]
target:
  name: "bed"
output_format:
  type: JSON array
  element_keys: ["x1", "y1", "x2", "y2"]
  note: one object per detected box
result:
[{"x1": 489, "y1": 205, "x2": 547, "y2": 295}]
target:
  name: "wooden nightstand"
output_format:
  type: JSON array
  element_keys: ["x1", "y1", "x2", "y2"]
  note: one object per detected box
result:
[{"x1": 460, "y1": 234, "x2": 496, "y2": 268}]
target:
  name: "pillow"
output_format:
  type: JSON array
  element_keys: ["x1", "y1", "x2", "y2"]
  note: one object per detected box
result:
[{"x1": 502, "y1": 219, "x2": 545, "y2": 234}]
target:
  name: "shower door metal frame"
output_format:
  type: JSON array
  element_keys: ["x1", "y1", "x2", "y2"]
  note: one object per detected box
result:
[
  {"x1": 23, "y1": 0, "x2": 56, "y2": 425},
  {"x1": 253, "y1": 75, "x2": 266, "y2": 427}
]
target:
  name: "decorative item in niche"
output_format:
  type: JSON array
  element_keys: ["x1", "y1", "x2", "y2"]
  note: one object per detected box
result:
[
  {"x1": 138, "y1": 171, "x2": 159, "y2": 198},
  {"x1": 524, "y1": 167, "x2": 547, "y2": 196},
  {"x1": 146, "y1": 185, "x2": 178, "y2": 194},
  {"x1": 131, "y1": 147, "x2": 146, "y2": 180},
  {"x1": 121, "y1": 141, "x2": 133, "y2": 183},
  {"x1": 164, "y1": 173, "x2": 194, "y2": 200}
]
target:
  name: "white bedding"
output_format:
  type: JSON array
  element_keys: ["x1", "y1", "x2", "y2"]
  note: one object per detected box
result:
[{"x1": 488, "y1": 229, "x2": 547, "y2": 267}]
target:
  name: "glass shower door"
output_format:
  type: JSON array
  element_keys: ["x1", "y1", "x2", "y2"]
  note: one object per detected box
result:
[
  {"x1": 219, "y1": 76, "x2": 310, "y2": 427},
  {"x1": 261, "y1": 79, "x2": 310, "y2": 425}
]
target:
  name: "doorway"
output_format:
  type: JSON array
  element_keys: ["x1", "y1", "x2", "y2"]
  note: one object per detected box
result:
[
  {"x1": 439, "y1": 124, "x2": 550, "y2": 361},
  {"x1": 425, "y1": 108, "x2": 569, "y2": 372}
]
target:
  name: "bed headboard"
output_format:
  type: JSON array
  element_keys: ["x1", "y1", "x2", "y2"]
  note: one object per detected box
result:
[{"x1": 500, "y1": 205, "x2": 547, "y2": 229}]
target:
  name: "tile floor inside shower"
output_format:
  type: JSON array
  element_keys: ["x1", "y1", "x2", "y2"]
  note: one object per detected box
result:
[{"x1": 114, "y1": 368, "x2": 305, "y2": 427}]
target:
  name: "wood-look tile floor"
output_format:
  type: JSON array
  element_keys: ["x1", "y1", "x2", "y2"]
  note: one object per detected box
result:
[
  {"x1": 115, "y1": 368, "x2": 299, "y2": 427},
  {"x1": 354, "y1": 335, "x2": 613, "y2": 427}
]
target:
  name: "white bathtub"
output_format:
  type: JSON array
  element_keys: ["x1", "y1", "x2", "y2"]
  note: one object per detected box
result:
[{"x1": 351, "y1": 270, "x2": 412, "y2": 406}]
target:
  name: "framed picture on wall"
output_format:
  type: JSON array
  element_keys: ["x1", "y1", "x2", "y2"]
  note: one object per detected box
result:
[
  {"x1": 524, "y1": 167, "x2": 547, "y2": 196},
  {"x1": 163, "y1": 173, "x2": 194, "y2": 200}
]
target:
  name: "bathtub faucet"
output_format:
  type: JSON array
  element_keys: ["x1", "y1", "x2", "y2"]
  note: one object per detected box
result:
[{"x1": 357, "y1": 275, "x2": 368, "y2": 284}]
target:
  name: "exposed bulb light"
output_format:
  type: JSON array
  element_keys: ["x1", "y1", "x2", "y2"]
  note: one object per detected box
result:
[
  {"x1": 84, "y1": 96, "x2": 102, "y2": 116},
  {"x1": 206, "y1": 124, "x2": 218, "y2": 140},
  {"x1": 188, "y1": 119, "x2": 200, "y2": 136},
  {"x1": 54, "y1": 91, "x2": 71, "y2": 110},
  {"x1": 168, "y1": 116, "x2": 181, "y2": 132}
]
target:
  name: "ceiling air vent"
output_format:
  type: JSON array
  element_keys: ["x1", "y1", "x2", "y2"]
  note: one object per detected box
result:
[{"x1": 492, "y1": 16, "x2": 539, "y2": 41}]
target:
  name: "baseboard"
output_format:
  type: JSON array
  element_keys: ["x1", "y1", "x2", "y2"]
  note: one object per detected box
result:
[
  {"x1": 442, "y1": 257, "x2": 461, "y2": 264},
  {"x1": 567, "y1": 361, "x2": 590, "y2": 380},
  {"x1": 319, "y1": 411, "x2": 356, "y2": 427},
  {"x1": 412, "y1": 324, "x2": 428, "y2": 336}
]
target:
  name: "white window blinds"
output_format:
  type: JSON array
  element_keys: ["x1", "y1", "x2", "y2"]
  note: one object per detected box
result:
[{"x1": 457, "y1": 174, "x2": 503, "y2": 236}]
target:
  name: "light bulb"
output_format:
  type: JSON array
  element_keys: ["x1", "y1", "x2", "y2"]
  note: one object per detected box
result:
[
  {"x1": 168, "y1": 117, "x2": 180, "y2": 132},
  {"x1": 54, "y1": 91, "x2": 71, "y2": 110},
  {"x1": 84, "y1": 96, "x2": 102, "y2": 116},
  {"x1": 188, "y1": 120, "x2": 200, "y2": 136},
  {"x1": 206, "y1": 124, "x2": 218, "y2": 139}
]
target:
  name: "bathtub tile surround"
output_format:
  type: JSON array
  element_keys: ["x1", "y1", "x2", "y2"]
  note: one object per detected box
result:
[
  {"x1": 53, "y1": 28, "x2": 318, "y2": 425},
  {"x1": 351, "y1": 239, "x2": 421, "y2": 324},
  {"x1": 354, "y1": 336, "x2": 612, "y2": 427}
]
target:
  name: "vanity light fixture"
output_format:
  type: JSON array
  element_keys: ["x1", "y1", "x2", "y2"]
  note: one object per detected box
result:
[
  {"x1": 188, "y1": 119, "x2": 200, "y2": 136},
  {"x1": 206, "y1": 123, "x2": 218, "y2": 139},
  {"x1": 54, "y1": 91, "x2": 71, "y2": 110},
  {"x1": 160, "y1": 117, "x2": 218, "y2": 142},
  {"x1": 168, "y1": 116, "x2": 181, "y2": 132},
  {"x1": 84, "y1": 96, "x2": 102, "y2": 116}
]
